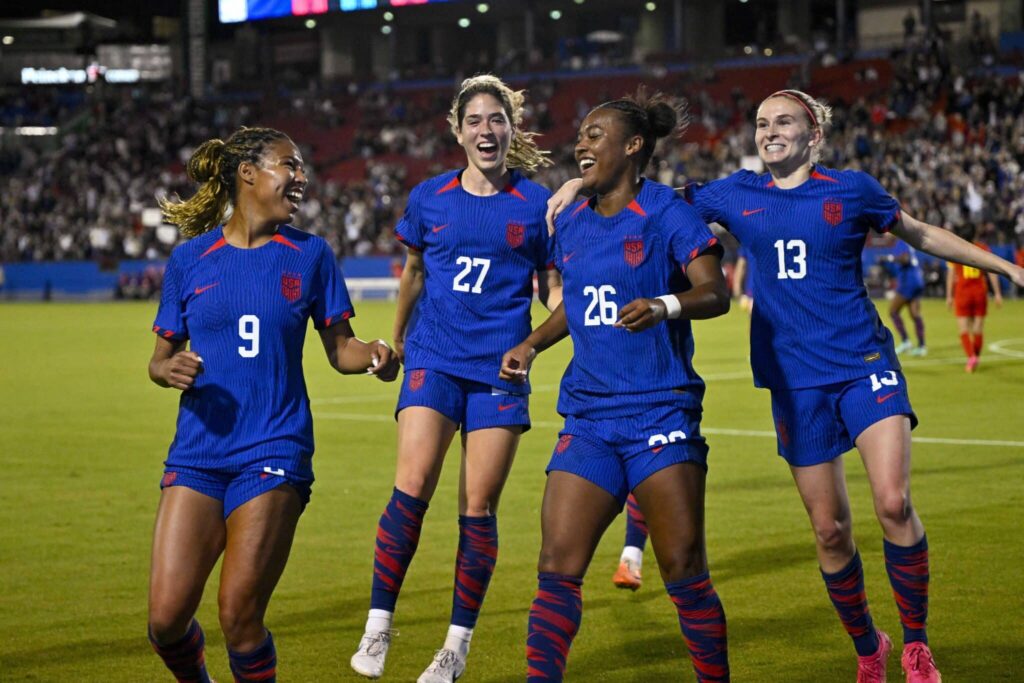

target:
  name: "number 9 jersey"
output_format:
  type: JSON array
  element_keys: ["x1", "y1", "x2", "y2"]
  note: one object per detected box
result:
[
  {"x1": 395, "y1": 169, "x2": 555, "y2": 394},
  {"x1": 152, "y1": 225, "x2": 354, "y2": 468},
  {"x1": 685, "y1": 166, "x2": 902, "y2": 391},
  {"x1": 553, "y1": 180, "x2": 721, "y2": 419}
]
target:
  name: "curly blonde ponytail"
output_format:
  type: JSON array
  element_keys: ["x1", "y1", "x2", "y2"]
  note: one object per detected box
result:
[{"x1": 447, "y1": 74, "x2": 552, "y2": 173}]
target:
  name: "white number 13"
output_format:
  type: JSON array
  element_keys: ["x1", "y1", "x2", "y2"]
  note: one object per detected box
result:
[
  {"x1": 238, "y1": 314, "x2": 260, "y2": 357},
  {"x1": 774, "y1": 239, "x2": 807, "y2": 279}
]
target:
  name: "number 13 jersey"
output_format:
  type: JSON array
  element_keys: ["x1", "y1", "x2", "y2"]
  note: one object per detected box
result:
[{"x1": 685, "y1": 166, "x2": 902, "y2": 391}]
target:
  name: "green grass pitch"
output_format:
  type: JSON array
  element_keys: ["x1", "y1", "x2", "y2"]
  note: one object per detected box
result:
[{"x1": 1, "y1": 299, "x2": 1022, "y2": 681}]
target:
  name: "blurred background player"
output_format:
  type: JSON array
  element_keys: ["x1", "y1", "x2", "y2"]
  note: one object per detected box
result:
[
  {"x1": 945, "y1": 223, "x2": 1003, "y2": 372},
  {"x1": 879, "y1": 238, "x2": 927, "y2": 356},
  {"x1": 148, "y1": 126, "x2": 397, "y2": 683},
  {"x1": 503, "y1": 91, "x2": 730, "y2": 683},
  {"x1": 349, "y1": 75, "x2": 561, "y2": 683},
  {"x1": 549, "y1": 88, "x2": 1023, "y2": 683},
  {"x1": 612, "y1": 493, "x2": 648, "y2": 590},
  {"x1": 732, "y1": 245, "x2": 755, "y2": 316}
]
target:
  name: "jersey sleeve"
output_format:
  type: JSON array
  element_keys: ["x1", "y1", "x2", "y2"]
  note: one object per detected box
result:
[
  {"x1": 535, "y1": 226, "x2": 557, "y2": 271},
  {"x1": 152, "y1": 249, "x2": 188, "y2": 341},
  {"x1": 682, "y1": 177, "x2": 730, "y2": 226},
  {"x1": 394, "y1": 183, "x2": 426, "y2": 251},
  {"x1": 312, "y1": 240, "x2": 355, "y2": 329},
  {"x1": 663, "y1": 198, "x2": 723, "y2": 270},
  {"x1": 857, "y1": 172, "x2": 902, "y2": 233}
]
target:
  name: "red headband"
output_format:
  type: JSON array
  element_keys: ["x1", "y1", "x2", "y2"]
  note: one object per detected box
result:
[{"x1": 767, "y1": 90, "x2": 818, "y2": 128}]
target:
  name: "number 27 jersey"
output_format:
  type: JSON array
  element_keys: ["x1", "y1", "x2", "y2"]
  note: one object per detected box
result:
[{"x1": 685, "y1": 167, "x2": 901, "y2": 390}]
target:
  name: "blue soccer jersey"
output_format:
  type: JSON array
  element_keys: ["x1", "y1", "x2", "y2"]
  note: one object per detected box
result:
[
  {"x1": 888, "y1": 240, "x2": 925, "y2": 297},
  {"x1": 685, "y1": 166, "x2": 901, "y2": 390},
  {"x1": 553, "y1": 180, "x2": 721, "y2": 419},
  {"x1": 395, "y1": 169, "x2": 554, "y2": 394},
  {"x1": 153, "y1": 225, "x2": 354, "y2": 467}
]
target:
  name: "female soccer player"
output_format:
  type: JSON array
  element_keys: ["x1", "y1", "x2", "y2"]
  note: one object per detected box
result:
[
  {"x1": 880, "y1": 238, "x2": 927, "y2": 356},
  {"x1": 349, "y1": 75, "x2": 561, "y2": 683},
  {"x1": 945, "y1": 222, "x2": 1003, "y2": 372},
  {"x1": 502, "y1": 91, "x2": 730, "y2": 683},
  {"x1": 147, "y1": 126, "x2": 398, "y2": 683},
  {"x1": 548, "y1": 89, "x2": 1024, "y2": 683}
]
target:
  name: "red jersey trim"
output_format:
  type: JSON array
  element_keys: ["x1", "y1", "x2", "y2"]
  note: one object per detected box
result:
[
  {"x1": 436, "y1": 176, "x2": 461, "y2": 195},
  {"x1": 503, "y1": 184, "x2": 528, "y2": 201},
  {"x1": 810, "y1": 169, "x2": 839, "y2": 183},
  {"x1": 570, "y1": 199, "x2": 589, "y2": 217},
  {"x1": 626, "y1": 199, "x2": 646, "y2": 217},
  {"x1": 272, "y1": 233, "x2": 301, "y2": 251},
  {"x1": 199, "y1": 237, "x2": 228, "y2": 259}
]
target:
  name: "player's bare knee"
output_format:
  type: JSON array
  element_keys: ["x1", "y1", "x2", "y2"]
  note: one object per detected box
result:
[
  {"x1": 655, "y1": 549, "x2": 705, "y2": 583},
  {"x1": 218, "y1": 594, "x2": 264, "y2": 646},
  {"x1": 812, "y1": 518, "x2": 851, "y2": 553},
  {"x1": 875, "y1": 490, "x2": 912, "y2": 526},
  {"x1": 147, "y1": 612, "x2": 192, "y2": 645},
  {"x1": 537, "y1": 545, "x2": 583, "y2": 577}
]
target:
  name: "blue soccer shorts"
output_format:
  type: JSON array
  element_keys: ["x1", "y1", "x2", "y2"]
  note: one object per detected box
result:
[
  {"x1": 897, "y1": 283, "x2": 924, "y2": 300},
  {"x1": 769, "y1": 369, "x2": 918, "y2": 467},
  {"x1": 160, "y1": 454, "x2": 314, "y2": 519},
  {"x1": 396, "y1": 368, "x2": 530, "y2": 433},
  {"x1": 546, "y1": 404, "x2": 708, "y2": 506}
]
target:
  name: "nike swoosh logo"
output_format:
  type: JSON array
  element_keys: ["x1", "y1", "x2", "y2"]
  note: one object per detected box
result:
[
  {"x1": 562, "y1": 252, "x2": 575, "y2": 263},
  {"x1": 432, "y1": 224, "x2": 449, "y2": 233},
  {"x1": 742, "y1": 208, "x2": 766, "y2": 217},
  {"x1": 263, "y1": 467, "x2": 285, "y2": 477},
  {"x1": 876, "y1": 392, "x2": 898, "y2": 404},
  {"x1": 194, "y1": 283, "x2": 219, "y2": 295},
  {"x1": 651, "y1": 446, "x2": 664, "y2": 454},
  {"x1": 497, "y1": 403, "x2": 517, "y2": 412}
]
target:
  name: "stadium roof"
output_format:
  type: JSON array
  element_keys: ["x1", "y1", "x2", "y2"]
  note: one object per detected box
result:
[{"x1": 0, "y1": 12, "x2": 117, "y2": 30}]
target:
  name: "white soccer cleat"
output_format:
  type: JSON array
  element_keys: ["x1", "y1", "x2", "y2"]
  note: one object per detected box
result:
[
  {"x1": 350, "y1": 630, "x2": 396, "y2": 679},
  {"x1": 417, "y1": 648, "x2": 466, "y2": 683},
  {"x1": 909, "y1": 345, "x2": 928, "y2": 357},
  {"x1": 895, "y1": 340, "x2": 913, "y2": 355}
]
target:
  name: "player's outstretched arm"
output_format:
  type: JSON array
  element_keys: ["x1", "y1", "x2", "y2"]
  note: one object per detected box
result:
[
  {"x1": 895, "y1": 213, "x2": 1024, "y2": 287},
  {"x1": 545, "y1": 178, "x2": 584, "y2": 235},
  {"x1": 616, "y1": 253, "x2": 730, "y2": 333},
  {"x1": 319, "y1": 320, "x2": 399, "y2": 381},
  {"x1": 148, "y1": 337, "x2": 202, "y2": 391},
  {"x1": 391, "y1": 247, "x2": 425, "y2": 363},
  {"x1": 499, "y1": 302, "x2": 569, "y2": 383}
]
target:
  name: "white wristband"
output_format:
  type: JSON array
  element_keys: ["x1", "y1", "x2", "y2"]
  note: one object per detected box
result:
[{"x1": 656, "y1": 294, "x2": 682, "y2": 320}]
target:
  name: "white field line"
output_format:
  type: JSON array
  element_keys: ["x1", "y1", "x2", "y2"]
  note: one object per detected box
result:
[{"x1": 313, "y1": 413, "x2": 1024, "y2": 448}]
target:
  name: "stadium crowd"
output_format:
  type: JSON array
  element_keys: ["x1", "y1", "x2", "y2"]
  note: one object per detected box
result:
[{"x1": 1, "y1": 38, "x2": 1022, "y2": 271}]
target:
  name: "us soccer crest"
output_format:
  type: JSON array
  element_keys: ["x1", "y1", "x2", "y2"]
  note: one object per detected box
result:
[
  {"x1": 409, "y1": 369, "x2": 426, "y2": 392},
  {"x1": 555, "y1": 434, "x2": 574, "y2": 454},
  {"x1": 506, "y1": 221, "x2": 525, "y2": 248},
  {"x1": 823, "y1": 198, "x2": 843, "y2": 226},
  {"x1": 281, "y1": 273, "x2": 302, "y2": 302},
  {"x1": 624, "y1": 237, "x2": 644, "y2": 266}
]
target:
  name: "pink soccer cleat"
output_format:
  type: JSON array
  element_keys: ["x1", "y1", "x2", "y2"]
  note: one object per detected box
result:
[
  {"x1": 901, "y1": 642, "x2": 941, "y2": 683},
  {"x1": 965, "y1": 356, "x2": 979, "y2": 373},
  {"x1": 856, "y1": 630, "x2": 892, "y2": 683},
  {"x1": 612, "y1": 559, "x2": 642, "y2": 591}
]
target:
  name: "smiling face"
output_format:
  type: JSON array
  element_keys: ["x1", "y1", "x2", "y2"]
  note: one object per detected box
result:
[
  {"x1": 248, "y1": 137, "x2": 307, "y2": 224},
  {"x1": 574, "y1": 107, "x2": 643, "y2": 195},
  {"x1": 456, "y1": 93, "x2": 513, "y2": 177},
  {"x1": 754, "y1": 96, "x2": 821, "y2": 174}
]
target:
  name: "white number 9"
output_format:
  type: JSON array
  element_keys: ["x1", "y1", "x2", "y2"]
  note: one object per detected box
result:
[{"x1": 238, "y1": 314, "x2": 260, "y2": 358}]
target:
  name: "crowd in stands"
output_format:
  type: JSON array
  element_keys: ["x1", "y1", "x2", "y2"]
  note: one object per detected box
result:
[{"x1": 2, "y1": 31, "x2": 1022, "y2": 282}]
